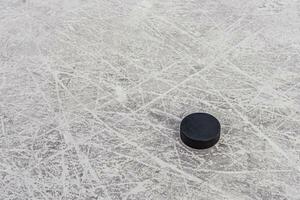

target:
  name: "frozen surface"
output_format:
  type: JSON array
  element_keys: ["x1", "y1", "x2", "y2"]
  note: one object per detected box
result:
[{"x1": 0, "y1": 0, "x2": 300, "y2": 199}]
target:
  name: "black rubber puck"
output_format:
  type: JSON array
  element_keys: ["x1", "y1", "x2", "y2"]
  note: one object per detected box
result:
[{"x1": 180, "y1": 113, "x2": 221, "y2": 149}]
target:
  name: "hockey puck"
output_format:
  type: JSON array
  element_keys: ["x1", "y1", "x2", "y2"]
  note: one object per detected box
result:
[{"x1": 180, "y1": 113, "x2": 221, "y2": 149}]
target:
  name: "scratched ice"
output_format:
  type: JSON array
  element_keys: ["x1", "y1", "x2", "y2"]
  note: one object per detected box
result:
[{"x1": 0, "y1": 0, "x2": 300, "y2": 199}]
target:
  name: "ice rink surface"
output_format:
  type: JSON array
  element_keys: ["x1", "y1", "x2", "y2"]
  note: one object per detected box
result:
[{"x1": 0, "y1": 0, "x2": 300, "y2": 199}]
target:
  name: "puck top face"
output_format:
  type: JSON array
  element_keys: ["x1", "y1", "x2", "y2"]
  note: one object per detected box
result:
[{"x1": 180, "y1": 113, "x2": 221, "y2": 149}]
